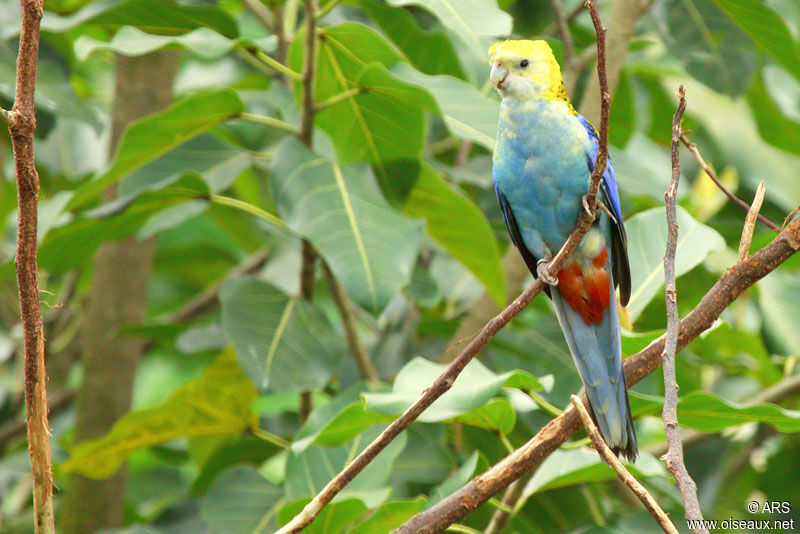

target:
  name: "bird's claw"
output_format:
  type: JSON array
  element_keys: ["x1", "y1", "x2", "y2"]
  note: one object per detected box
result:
[
  {"x1": 537, "y1": 259, "x2": 559, "y2": 286},
  {"x1": 581, "y1": 194, "x2": 594, "y2": 217}
]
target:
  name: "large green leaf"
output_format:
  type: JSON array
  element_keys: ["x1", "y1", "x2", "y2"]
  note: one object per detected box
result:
[
  {"x1": 68, "y1": 89, "x2": 244, "y2": 210},
  {"x1": 625, "y1": 206, "x2": 725, "y2": 322},
  {"x1": 712, "y1": 0, "x2": 800, "y2": 83},
  {"x1": 654, "y1": 0, "x2": 756, "y2": 95},
  {"x1": 288, "y1": 23, "x2": 424, "y2": 199},
  {"x1": 220, "y1": 276, "x2": 345, "y2": 392},
  {"x1": 386, "y1": 0, "x2": 511, "y2": 58},
  {"x1": 75, "y1": 26, "x2": 276, "y2": 61},
  {"x1": 758, "y1": 269, "x2": 800, "y2": 355},
  {"x1": 353, "y1": 0, "x2": 464, "y2": 78},
  {"x1": 349, "y1": 497, "x2": 427, "y2": 534},
  {"x1": 363, "y1": 356, "x2": 549, "y2": 421},
  {"x1": 270, "y1": 137, "x2": 424, "y2": 313},
  {"x1": 201, "y1": 466, "x2": 284, "y2": 534},
  {"x1": 747, "y1": 70, "x2": 800, "y2": 155},
  {"x1": 391, "y1": 62, "x2": 498, "y2": 150},
  {"x1": 278, "y1": 499, "x2": 368, "y2": 534},
  {"x1": 284, "y1": 425, "x2": 406, "y2": 508},
  {"x1": 42, "y1": 0, "x2": 238, "y2": 37},
  {"x1": 630, "y1": 390, "x2": 800, "y2": 432},
  {"x1": 62, "y1": 350, "x2": 257, "y2": 478},
  {"x1": 404, "y1": 164, "x2": 505, "y2": 306},
  {"x1": 520, "y1": 449, "x2": 665, "y2": 499}
]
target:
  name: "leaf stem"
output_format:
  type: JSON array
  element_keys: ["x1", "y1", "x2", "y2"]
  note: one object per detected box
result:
[
  {"x1": 251, "y1": 49, "x2": 303, "y2": 81},
  {"x1": 239, "y1": 112, "x2": 296, "y2": 133}
]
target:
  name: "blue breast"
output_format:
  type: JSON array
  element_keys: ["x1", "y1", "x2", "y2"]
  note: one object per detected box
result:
[{"x1": 493, "y1": 98, "x2": 592, "y2": 256}]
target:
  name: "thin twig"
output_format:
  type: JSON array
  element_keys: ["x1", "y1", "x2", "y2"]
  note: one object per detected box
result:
[
  {"x1": 663, "y1": 86, "x2": 706, "y2": 534},
  {"x1": 242, "y1": 0, "x2": 275, "y2": 30},
  {"x1": 5, "y1": 0, "x2": 54, "y2": 531},
  {"x1": 394, "y1": 216, "x2": 800, "y2": 533},
  {"x1": 321, "y1": 262, "x2": 378, "y2": 382},
  {"x1": 483, "y1": 469, "x2": 534, "y2": 534},
  {"x1": 738, "y1": 181, "x2": 766, "y2": 261},
  {"x1": 277, "y1": 3, "x2": 612, "y2": 531},
  {"x1": 680, "y1": 134, "x2": 779, "y2": 232},
  {"x1": 239, "y1": 112, "x2": 296, "y2": 133},
  {"x1": 572, "y1": 396, "x2": 679, "y2": 534},
  {"x1": 551, "y1": 0, "x2": 575, "y2": 69}
]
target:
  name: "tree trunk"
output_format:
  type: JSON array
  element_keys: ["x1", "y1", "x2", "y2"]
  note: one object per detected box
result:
[{"x1": 61, "y1": 50, "x2": 179, "y2": 534}]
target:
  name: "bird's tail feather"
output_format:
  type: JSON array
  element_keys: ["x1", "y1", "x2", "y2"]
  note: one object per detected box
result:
[{"x1": 550, "y1": 286, "x2": 638, "y2": 462}]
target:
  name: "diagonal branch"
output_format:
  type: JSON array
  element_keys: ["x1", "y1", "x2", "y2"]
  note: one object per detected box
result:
[
  {"x1": 4, "y1": 0, "x2": 54, "y2": 532},
  {"x1": 276, "y1": 2, "x2": 611, "y2": 531},
  {"x1": 680, "y1": 134, "x2": 779, "y2": 232},
  {"x1": 393, "y1": 215, "x2": 800, "y2": 534},
  {"x1": 571, "y1": 395, "x2": 678, "y2": 534},
  {"x1": 663, "y1": 86, "x2": 707, "y2": 533}
]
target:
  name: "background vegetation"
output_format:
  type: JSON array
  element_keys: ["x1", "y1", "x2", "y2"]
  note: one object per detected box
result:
[{"x1": 1, "y1": 0, "x2": 799, "y2": 532}]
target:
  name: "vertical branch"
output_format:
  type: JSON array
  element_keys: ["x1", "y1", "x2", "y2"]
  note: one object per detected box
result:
[
  {"x1": 295, "y1": 0, "x2": 320, "y2": 423},
  {"x1": 321, "y1": 262, "x2": 378, "y2": 382},
  {"x1": 663, "y1": 87, "x2": 707, "y2": 533},
  {"x1": 3, "y1": 0, "x2": 54, "y2": 531},
  {"x1": 572, "y1": 396, "x2": 678, "y2": 534}
]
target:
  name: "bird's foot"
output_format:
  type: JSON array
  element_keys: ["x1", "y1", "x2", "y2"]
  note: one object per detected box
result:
[
  {"x1": 581, "y1": 194, "x2": 595, "y2": 217},
  {"x1": 536, "y1": 259, "x2": 559, "y2": 286}
]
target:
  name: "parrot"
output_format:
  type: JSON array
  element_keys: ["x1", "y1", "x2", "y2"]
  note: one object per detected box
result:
[{"x1": 489, "y1": 39, "x2": 637, "y2": 461}]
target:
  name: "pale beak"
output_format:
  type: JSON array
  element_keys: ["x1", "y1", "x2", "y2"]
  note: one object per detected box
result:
[{"x1": 490, "y1": 62, "x2": 509, "y2": 90}]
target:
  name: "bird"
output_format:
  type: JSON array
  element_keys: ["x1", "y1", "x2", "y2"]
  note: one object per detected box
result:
[{"x1": 489, "y1": 39, "x2": 637, "y2": 461}]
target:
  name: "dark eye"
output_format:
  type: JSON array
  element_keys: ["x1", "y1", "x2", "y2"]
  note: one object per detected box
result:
[{"x1": 519, "y1": 59, "x2": 529, "y2": 68}]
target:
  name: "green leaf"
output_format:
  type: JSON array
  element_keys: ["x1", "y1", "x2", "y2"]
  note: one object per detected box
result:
[
  {"x1": 609, "y1": 70, "x2": 635, "y2": 148},
  {"x1": 270, "y1": 137, "x2": 424, "y2": 314},
  {"x1": 289, "y1": 23, "x2": 423, "y2": 200},
  {"x1": 758, "y1": 269, "x2": 800, "y2": 355},
  {"x1": 654, "y1": 0, "x2": 756, "y2": 95},
  {"x1": 451, "y1": 398, "x2": 516, "y2": 434},
  {"x1": 74, "y1": 26, "x2": 276, "y2": 61},
  {"x1": 426, "y1": 451, "x2": 481, "y2": 508},
  {"x1": 42, "y1": 0, "x2": 238, "y2": 37},
  {"x1": 278, "y1": 499, "x2": 368, "y2": 534},
  {"x1": 68, "y1": 89, "x2": 244, "y2": 210},
  {"x1": 386, "y1": 0, "x2": 511, "y2": 58},
  {"x1": 630, "y1": 391, "x2": 800, "y2": 433},
  {"x1": 391, "y1": 62, "x2": 499, "y2": 150},
  {"x1": 220, "y1": 276, "x2": 345, "y2": 392},
  {"x1": 284, "y1": 425, "x2": 406, "y2": 508},
  {"x1": 711, "y1": 0, "x2": 800, "y2": 83},
  {"x1": 353, "y1": 0, "x2": 465, "y2": 78},
  {"x1": 349, "y1": 497, "x2": 427, "y2": 534},
  {"x1": 404, "y1": 164, "x2": 505, "y2": 306},
  {"x1": 520, "y1": 449, "x2": 666, "y2": 499},
  {"x1": 625, "y1": 206, "x2": 725, "y2": 322},
  {"x1": 62, "y1": 350, "x2": 257, "y2": 478},
  {"x1": 747, "y1": 70, "x2": 800, "y2": 155},
  {"x1": 363, "y1": 357, "x2": 548, "y2": 421},
  {"x1": 201, "y1": 466, "x2": 285, "y2": 534},
  {"x1": 0, "y1": 45, "x2": 102, "y2": 131}
]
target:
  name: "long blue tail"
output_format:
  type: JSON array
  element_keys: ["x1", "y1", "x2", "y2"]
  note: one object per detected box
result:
[{"x1": 550, "y1": 282, "x2": 638, "y2": 461}]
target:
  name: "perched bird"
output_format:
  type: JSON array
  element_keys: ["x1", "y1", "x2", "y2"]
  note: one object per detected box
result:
[{"x1": 489, "y1": 39, "x2": 637, "y2": 461}]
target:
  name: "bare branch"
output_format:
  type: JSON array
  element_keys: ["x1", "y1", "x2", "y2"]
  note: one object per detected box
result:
[
  {"x1": 738, "y1": 180, "x2": 766, "y2": 261},
  {"x1": 322, "y1": 262, "x2": 378, "y2": 382},
  {"x1": 4, "y1": 0, "x2": 54, "y2": 531},
  {"x1": 663, "y1": 86, "x2": 707, "y2": 534},
  {"x1": 680, "y1": 134, "x2": 779, "y2": 232},
  {"x1": 393, "y1": 216, "x2": 800, "y2": 533},
  {"x1": 551, "y1": 0, "x2": 575, "y2": 68},
  {"x1": 572, "y1": 396, "x2": 679, "y2": 534}
]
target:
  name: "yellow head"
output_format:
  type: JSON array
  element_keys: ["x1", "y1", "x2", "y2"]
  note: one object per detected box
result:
[{"x1": 488, "y1": 40, "x2": 574, "y2": 112}]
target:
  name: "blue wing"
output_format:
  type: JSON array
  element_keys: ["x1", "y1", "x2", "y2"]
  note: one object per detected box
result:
[{"x1": 577, "y1": 115, "x2": 631, "y2": 306}]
